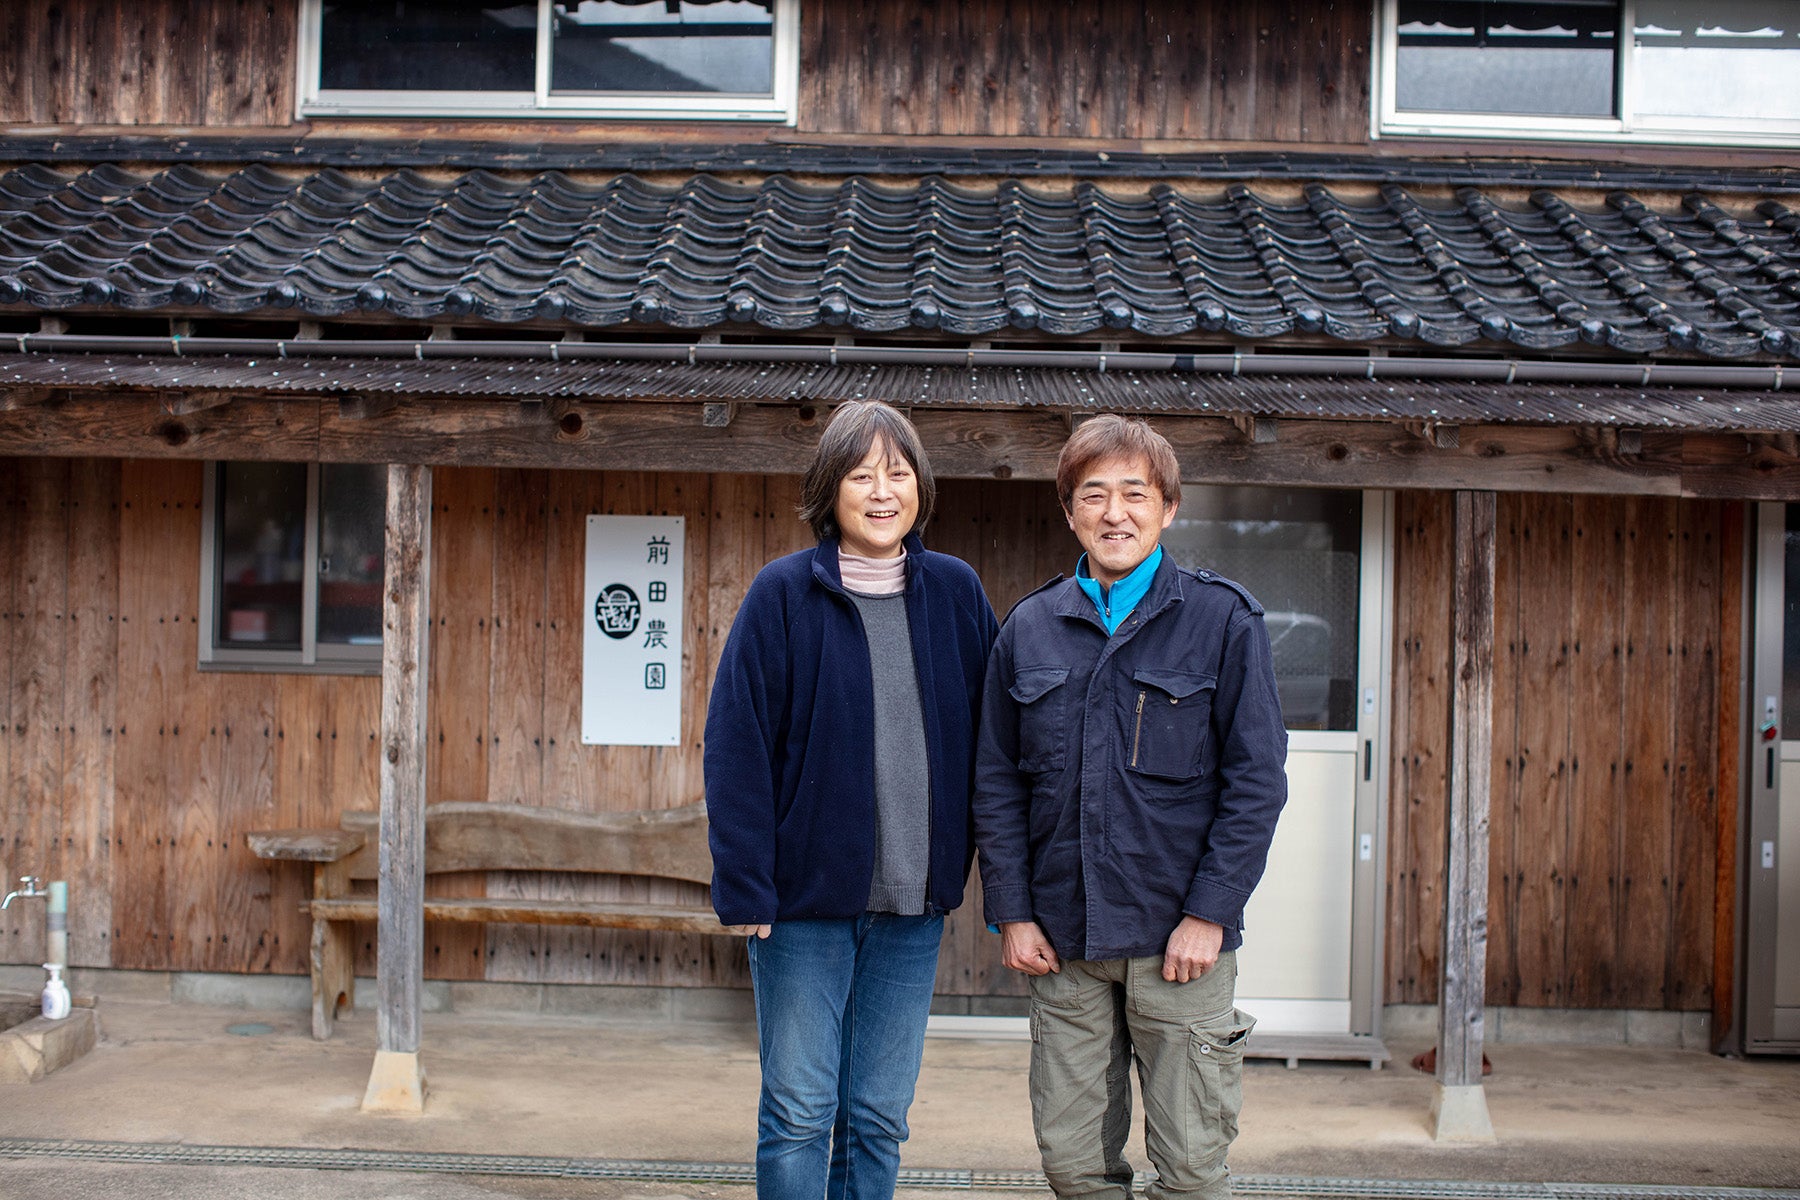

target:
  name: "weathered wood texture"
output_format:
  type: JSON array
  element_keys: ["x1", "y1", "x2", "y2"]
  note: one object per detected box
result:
[
  {"x1": 0, "y1": 461, "x2": 1070, "y2": 994},
  {"x1": 2, "y1": 457, "x2": 1741, "y2": 1011},
  {"x1": 4, "y1": 396, "x2": 1797, "y2": 502},
  {"x1": 1438, "y1": 490, "x2": 1495, "y2": 1087},
  {"x1": 0, "y1": 0, "x2": 294, "y2": 126},
  {"x1": 1389, "y1": 491, "x2": 1737, "y2": 1010},
  {"x1": 0, "y1": 0, "x2": 1370, "y2": 144},
  {"x1": 376, "y1": 462, "x2": 430, "y2": 1055},
  {"x1": 802, "y1": 0, "x2": 1372, "y2": 142}
]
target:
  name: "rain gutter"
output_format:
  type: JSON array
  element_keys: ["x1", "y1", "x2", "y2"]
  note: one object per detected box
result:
[{"x1": 7, "y1": 332, "x2": 1798, "y2": 392}]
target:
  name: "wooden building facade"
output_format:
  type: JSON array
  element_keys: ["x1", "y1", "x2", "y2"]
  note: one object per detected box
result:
[{"x1": 2, "y1": 0, "x2": 1798, "y2": 1074}]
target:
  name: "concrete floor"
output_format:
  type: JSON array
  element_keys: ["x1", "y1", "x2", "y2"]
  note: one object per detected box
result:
[{"x1": 1, "y1": 995, "x2": 1798, "y2": 1198}]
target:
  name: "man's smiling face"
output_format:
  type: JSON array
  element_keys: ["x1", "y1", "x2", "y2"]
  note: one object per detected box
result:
[{"x1": 1065, "y1": 453, "x2": 1178, "y2": 586}]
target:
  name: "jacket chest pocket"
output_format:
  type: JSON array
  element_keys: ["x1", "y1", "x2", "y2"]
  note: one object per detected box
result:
[
  {"x1": 1126, "y1": 668, "x2": 1216, "y2": 783},
  {"x1": 1010, "y1": 666, "x2": 1070, "y2": 773}
]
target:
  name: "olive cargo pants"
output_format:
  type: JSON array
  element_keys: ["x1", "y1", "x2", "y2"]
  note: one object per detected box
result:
[{"x1": 1027, "y1": 952, "x2": 1255, "y2": 1200}]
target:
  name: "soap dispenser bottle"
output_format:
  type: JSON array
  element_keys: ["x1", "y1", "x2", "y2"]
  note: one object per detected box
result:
[{"x1": 41, "y1": 963, "x2": 71, "y2": 1020}]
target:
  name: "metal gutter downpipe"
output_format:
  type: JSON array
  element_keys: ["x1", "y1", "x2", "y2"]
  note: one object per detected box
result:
[{"x1": 8, "y1": 332, "x2": 1798, "y2": 392}]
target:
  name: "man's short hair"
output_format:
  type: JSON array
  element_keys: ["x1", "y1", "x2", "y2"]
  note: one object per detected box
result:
[
  {"x1": 798, "y1": 400, "x2": 937, "y2": 542},
  {"x1": 1055, "y1": 415, "x2": 1182, "y2": 513}
]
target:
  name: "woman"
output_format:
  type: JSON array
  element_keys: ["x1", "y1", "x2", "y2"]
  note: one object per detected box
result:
[{"x1": 705, "y1": 400, "x2": 998, "y2": 1200}]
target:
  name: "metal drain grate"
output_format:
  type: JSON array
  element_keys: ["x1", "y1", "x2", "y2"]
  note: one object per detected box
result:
[{"x1": 1, "y1": 1139, "x2": 1795, "y2": 1200}]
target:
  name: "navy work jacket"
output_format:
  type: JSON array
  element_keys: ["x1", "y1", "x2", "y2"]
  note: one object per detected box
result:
[
  {"x1": 974, "y1": 553, "x2": 1288, "y2": 961},
  {"x1": 704, "y1": 534, "x2": 999, "y2": 926}
]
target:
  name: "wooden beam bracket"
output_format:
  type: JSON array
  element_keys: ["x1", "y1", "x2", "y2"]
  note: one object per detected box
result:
[
  {"x1": 338, "y1": 393, "x2": 399, "y2": 421},
  {"x1": 702, "y1": 402, "x2": 738, "y2": 428},
  {"x1": 0, "y1": 386, "x2": 53, "y2": 411},
  {"x1": 1231, "y1": 413, "x2": 1279, "y2": 444},
  {"x1": 161, "y1": 390, "x2": 235, "y2": 417}
]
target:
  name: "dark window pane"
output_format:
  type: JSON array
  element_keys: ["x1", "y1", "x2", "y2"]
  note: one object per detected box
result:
[
  {"x1": 551, "y1": 0, "x2": 774, "y2": 95},
  {"x1": 1161, "y1": 488, "x2": 1363, "y2": 732},
  {"x1": 318, "y1": 465, "x2": 387, "y2": 648},
  {"x1": 216, "y1": 463, "x2": 308, "y2": 650},
  {"x1": 1784, "y1": 505, "x2": 1800, "y2": 740},
  {"x1": 319, "y1": 1, "x2": 537, "y2": 92},
  {"x1": 1396, "y1": 0, "x2": 1620, "y2": 117}
]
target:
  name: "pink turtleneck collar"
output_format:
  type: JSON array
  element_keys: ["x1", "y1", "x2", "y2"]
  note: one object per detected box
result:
[{"x1": 837, "y1": 547, "x2": 908, "y2": 596}]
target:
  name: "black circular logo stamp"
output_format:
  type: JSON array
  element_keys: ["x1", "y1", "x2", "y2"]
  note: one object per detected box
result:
[{"x1": 593, "y1": 583, "x2": 641, "y2": 640}]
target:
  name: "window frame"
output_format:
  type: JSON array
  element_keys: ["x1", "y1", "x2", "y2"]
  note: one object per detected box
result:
[
  {"x1": 1373, "y1": 0, "x2": 1800, "y2": 147},
  {"x1": 296, "y1": 0, "x2": 800, "y2": 124},
  {"x1": 198, "y1": 461, "x2": 384, "y2": 676}
]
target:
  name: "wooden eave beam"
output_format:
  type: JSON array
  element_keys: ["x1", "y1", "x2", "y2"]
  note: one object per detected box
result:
[{"x1": 0, "y1": 393, "x2": 1797, "y2": 501}]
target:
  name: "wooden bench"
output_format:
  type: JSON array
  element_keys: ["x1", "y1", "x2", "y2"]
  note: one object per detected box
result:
[{"x1": 247, "y1": 802, "x2": 745, "y2": 1039}]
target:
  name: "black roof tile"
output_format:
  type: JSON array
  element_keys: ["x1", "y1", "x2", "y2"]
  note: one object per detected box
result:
[{"x1": 4, "y1": 164, "x2": 1800, "y2": 360}]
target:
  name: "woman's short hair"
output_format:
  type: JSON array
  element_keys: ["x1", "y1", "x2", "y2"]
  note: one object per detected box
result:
[
  {"x1": 1054, "y1": 415, "x2": 1182, "y2": 513},
  {"x1": 798, "y1": 401, "x2": 937, "y2": 542}
]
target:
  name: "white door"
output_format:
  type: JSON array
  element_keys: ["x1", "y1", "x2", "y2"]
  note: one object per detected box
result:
[
  {"x1": 1162, "y1": 489, "x2": 1390, "y2": 1036},
  {"x1": 1749, "y1": 503, "x2": 1800, "y2": 1052}
]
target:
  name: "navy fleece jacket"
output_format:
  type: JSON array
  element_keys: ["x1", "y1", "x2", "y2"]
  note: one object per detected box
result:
[{"x1": 703, "y1": 534, "x2": 999, "y2": 926}]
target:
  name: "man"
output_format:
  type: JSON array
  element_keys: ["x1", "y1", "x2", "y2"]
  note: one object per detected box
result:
[{"x1": 974, "y1": 415, "x2": 1288, "y2": 1200}]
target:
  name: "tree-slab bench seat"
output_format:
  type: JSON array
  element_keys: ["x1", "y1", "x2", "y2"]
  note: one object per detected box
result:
[{"x1": 247, "y1": 801, "x2": 743, "y2": 1039}]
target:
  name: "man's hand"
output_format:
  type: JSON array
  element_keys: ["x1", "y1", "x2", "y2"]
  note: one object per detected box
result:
[
  {"x1": 753, "y1": 924, "x2": 772, "y2": 939},
  {"x1": 1000, "y1": 921, "x2": 1062, "y2": 976},
  {"x1": 1162, "y1": 916, "x2": 1224, "y2": 983}
]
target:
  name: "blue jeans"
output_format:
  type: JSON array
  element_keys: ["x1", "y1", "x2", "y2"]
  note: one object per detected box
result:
[{"x1": 746, "y1": 913, "x2": 944, "y2": 1200}]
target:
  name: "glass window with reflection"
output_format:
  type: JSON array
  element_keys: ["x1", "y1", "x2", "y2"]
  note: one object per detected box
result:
[
  {"x1": 1383, "y1": 0, "x2": 1800, "y2": 142},
  {"x1": 1161, "y1": 488, "x2": 1363, "y2": 732},
  {"x1": 205, "y1": 462, "x2": 386, "y2": 673},
  {"x1": 1394, "y1": 0, "x2": 1620, "y2": 118},
  {"x1": 304, "y1": 0, "x2": 796, "y2": 121}
]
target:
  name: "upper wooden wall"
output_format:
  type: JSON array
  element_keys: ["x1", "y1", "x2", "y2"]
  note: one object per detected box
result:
[
  {"x1": 801, "y1": 0, "x2": 1370, "y2": 143},
  {"x1": 0, "y1": 1, "x2": 295, "y2": 127},
  {"x1": 0, "y1": 0, "x2": 1371, "y2": 145},
  {"x1": 1387, "y1": 491, "x2": 1741, "y2": 1013}
]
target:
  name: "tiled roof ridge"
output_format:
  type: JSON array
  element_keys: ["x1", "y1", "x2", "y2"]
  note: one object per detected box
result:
[{"x1": 3, "y1": 163, "x2": 1799, "y2": 361}]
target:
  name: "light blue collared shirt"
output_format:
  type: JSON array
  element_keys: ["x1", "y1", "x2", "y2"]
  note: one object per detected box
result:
[{"x1": 1074, "y1": 545, "x2": 1163, "y2": 635}]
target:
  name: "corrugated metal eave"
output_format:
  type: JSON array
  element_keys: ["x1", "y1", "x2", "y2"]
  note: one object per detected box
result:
[{"x1": 2, "y1": 353, "x2": 1797, "y2": 433}]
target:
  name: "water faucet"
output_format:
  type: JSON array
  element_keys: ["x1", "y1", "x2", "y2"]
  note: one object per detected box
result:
[{"x1": 1, "y1": 876, "x2": 47, "y2": 909}]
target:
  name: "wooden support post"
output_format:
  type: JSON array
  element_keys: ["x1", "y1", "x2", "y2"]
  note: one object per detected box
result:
[
  {"x1": 1433, "y1": 487, "x2": 1497, "y2": 1142},
  {"x1": 362, "y1": 462, "x2": 432, "y2": 1114}
]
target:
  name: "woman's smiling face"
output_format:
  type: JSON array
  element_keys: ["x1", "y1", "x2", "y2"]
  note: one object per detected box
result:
[{"x1": 834, "y1": 437, "x2": 919, "y2": 559}]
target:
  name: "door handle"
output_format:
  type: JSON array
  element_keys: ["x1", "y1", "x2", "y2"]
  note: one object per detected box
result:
[
  {"x1": 1770, "y1": 747, "x2": 1777, "y2": 791},
  {"x1": 1363, "y1": 739, "x2": 1373, "y2": 782}
]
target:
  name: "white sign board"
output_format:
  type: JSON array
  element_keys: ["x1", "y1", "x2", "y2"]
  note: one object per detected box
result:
[{"x1": 582, "y1": 515, "x2": 685, "y2": 746}]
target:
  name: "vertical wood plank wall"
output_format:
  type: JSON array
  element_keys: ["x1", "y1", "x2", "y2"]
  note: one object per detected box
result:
[
  {"x1": 2, "y1": 461, "x2": 1735, "y2": 1011},
  {"x1": 1387, "y1": 491, "x2": 1738, "y2": 1011},
  {"x1": 801, "y1": 0, "x2": 1370, "y2": 142},
  {"x1": 0, "y1": 0, "x2": 1371, "y2": 145},
  {"x1": 0, "y1": 0, "x2": 295, "y2": 126}
]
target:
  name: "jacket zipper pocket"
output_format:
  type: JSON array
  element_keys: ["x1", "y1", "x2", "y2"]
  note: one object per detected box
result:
[{"x1": 1131, "y1": 690, "x2": 1146, "y2": 767}]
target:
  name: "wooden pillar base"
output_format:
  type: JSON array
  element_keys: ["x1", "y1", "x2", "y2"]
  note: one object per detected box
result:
[
  {"x1": 361, "y1": 1049, "x2": 426, "y2": 1113},
  {"x1": 1429, "y1": 1082, "x2": 1495, "y2": 1143}
]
